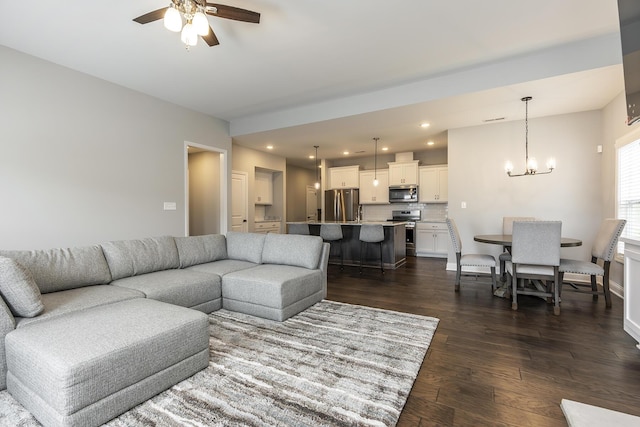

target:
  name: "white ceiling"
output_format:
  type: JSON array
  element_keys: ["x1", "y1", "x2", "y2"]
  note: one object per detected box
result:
[{"x1": 0, "y1": 0, "x2": 626, "y2": 167}]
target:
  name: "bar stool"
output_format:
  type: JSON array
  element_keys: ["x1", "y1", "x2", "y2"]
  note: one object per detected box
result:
[
  {"x1": 359, "y1": 224, "x2": 385, "y2": 274},
  {"x1": 288, "y1": 223, "x2": 310, "y2": 235},
  {"x1": 320, "y1": 224, "x2": 344, "y2": 269}
]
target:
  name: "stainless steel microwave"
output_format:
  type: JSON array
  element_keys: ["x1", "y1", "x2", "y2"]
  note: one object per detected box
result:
[{"x1": 389, "y1": 186, "x2": 418, "y2": 203}]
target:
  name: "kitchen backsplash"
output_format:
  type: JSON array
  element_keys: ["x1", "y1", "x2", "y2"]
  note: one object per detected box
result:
[{"x1": 362, "y1": 203, "x2": 448, "y2": 222}]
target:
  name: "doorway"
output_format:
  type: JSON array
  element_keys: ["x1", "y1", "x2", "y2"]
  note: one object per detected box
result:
[
  {"x1": 306, "y1": 186, "x2": 318, "y2": 221},
  {"x1": 231, "y1": 171, "x2": 248, "y2": 232},
  {"x1": 185, "y1": 143, "x2": 228, "y2": 236}
]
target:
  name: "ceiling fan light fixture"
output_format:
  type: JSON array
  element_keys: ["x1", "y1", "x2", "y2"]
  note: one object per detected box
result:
[
  {"x1": 181, "y1": 23, "x2": 198, "y2": 46},
  {"x1": 192, "y1": 11, "x2": 209, "y2": 36},
  {"x1": 164, "y1": 6, "x2": 182, "y2": 32}
]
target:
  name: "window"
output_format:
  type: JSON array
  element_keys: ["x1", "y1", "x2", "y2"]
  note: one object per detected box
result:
[{"x1": 616, "y1": 129, "x2": 640, "y2": 257}]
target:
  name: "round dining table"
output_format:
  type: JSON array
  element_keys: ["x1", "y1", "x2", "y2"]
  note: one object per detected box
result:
[{"x1": 474, "y1": 234, "x2": 582, "y2": 247}]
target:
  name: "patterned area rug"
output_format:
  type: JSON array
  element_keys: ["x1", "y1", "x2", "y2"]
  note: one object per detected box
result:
[{"x1": 0, "y1": 300, "x2": 439, "y2": 426}]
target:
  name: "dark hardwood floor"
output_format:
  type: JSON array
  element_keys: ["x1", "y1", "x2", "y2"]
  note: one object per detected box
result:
[{"x1": 326, "y1": 256, "x2": 640, "y2": 427}]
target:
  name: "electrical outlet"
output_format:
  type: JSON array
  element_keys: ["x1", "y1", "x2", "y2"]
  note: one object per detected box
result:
[{"x1": 461, "y1": 202, "x2": 467, "y2": 209}]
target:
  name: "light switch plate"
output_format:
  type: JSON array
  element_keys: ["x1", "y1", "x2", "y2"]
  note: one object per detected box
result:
[
  {"x1": 461, "y1": 201, "x2": 467, "y2": 209},
  {"x1": 163, "y1": 202, "x2": 177, "y2": 211}
]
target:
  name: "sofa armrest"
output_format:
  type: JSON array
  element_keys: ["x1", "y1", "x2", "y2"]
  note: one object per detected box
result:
[
  {"x1": 0, "y1": 296, "x2": 17, "y2": 390},
  {"x1": 319, "y1": 242, "x2": 330, "y2": 299}
]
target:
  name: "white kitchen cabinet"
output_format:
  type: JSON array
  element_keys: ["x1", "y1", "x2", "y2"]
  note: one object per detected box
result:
[
  {"x1": 419, "y1": 165, "x2": 448, "y2": 202},
  {"x1": 359, "y1": 170, "x2": 389, "y2": 204},
  {"x1": 416, "y1": 222, "x2": 449, "y2": 258},
  {"x1": 254, "y1": 221, "x2": 280, "y2": 234},
  {"x1": 388, "y1": 161, "x2": 419, "y2": 186},
  {"x1": 255, "y1": 172, "x2": 273, "y2": 205},
  {"x1": 329, "y1": 165, "x2": 360, "y2": 189}
]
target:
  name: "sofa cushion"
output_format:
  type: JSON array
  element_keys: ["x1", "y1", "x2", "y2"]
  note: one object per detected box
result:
[
  {"x1": 225, "y1": 232, "x2": 266, "y2": 264},
  {"x1": 222, "y1": 264, "x2": 323, "y2": 309},
  {"x1": 0, "y1": 257, "x2": 44, "y2": 318},
  {"x1": 186, "y1": 259, "x2": 257, "y2": 276},
  {"x1": 0, "y1": 246, "x2": 112, "y2": 294},
  {"x1": 110, "y1": 269, "x2": 221, "y2": 310},
  {"x1": 101, "y1": 236, "x2": 179, "y2": 280},
  {"x1": 262, "y1": 234, "x2": 324, "y2": 270},
  {"x1": 15, "y1": 285, "x2": 144, "y2": 328},
  {"x1": 174, "y1": 234, "x2": 227, "y2": 268}
]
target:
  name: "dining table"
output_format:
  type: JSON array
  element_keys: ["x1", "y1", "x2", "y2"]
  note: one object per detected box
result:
[
  {"x1": 473, "y1": 233, "x2": 582, "y2": 298},
  {"x1": 473, "y1": 234, "x2": 582, "y2": 248}
]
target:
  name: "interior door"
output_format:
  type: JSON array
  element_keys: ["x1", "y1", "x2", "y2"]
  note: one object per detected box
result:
[
  {"x1": 306, "y1": 186, "x2": 317, "y2": 221},
  {"x1": 231, "y1": 171, "x2": 248, "y2": 232}
]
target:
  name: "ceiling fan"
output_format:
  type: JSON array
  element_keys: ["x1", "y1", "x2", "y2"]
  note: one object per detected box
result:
[{"x1": 133, "y1": 0, "x2": 260, "y2": 47}]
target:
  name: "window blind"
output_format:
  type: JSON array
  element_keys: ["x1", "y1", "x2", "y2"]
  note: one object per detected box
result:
[{"x1": 617, "y1": 138, "x2": 640, "y2": 254}]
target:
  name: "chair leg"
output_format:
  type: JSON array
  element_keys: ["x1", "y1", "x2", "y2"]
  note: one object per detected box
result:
[
  {"x1": 590, "y1": 275, "x2": 598, "y2": 301},
  {"x1": 490, "y1": 266, "x2": 496, "y2": 291},
  {"x1": 455, "y1": 253, "x2": 461, "y2": 292},
  {"x1": 603, "y1": 262, "x2": 612, "y2": 308},
  {"x1": 500, "y1": 258, "x2": 506, "y2": 282},
  {"x1": 379, "y1": 242, "x2": 384, "y2": 274},
  {"x1": 359, "y1": 241, "x2": 364, "y2": 274},
  {"x1": 558, "y1": 272, "x2": 564, "y2": 299},
  {"x1": 511, "y1": 271, "x2": 518, "y2": 311},
  {"x1": 553, "y1": 268, "x2": 560, "y2": 315}
]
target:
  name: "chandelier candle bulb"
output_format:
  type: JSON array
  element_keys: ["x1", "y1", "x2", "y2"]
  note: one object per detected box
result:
[
  {"x1": 164, "y1": 7, "x2": 182, "y2": 32},
  {"x1": 192, "y1": 12, "x2": 210, "y2": 36}
]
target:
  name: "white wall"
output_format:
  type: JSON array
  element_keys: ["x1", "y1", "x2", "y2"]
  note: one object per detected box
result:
[
  {"x1": 447, "y1": 110, "x2": 605, "y2": 267},
  {"x1": 0, "y1": 46, "x2": 231, "y2": 250}
]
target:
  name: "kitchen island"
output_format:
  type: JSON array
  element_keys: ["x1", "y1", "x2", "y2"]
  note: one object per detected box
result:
[{"x1": 286, "y1": 221, "x2": 406, "y2": 270}]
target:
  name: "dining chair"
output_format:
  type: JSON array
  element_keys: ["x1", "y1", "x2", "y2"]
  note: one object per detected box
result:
[
  {"x1": 446, "y1": 218, "x2": 497, "y2": 292},
  {"x1": 288, "y1": 223, "x2": 310, "y2": 235},
  {"x1": 499, "y1": 216, "x2": 535, "y2": 281},
  {"x1": 558, "y1": 219, "x2": 626, "y2": 308},
  {"x1": 507, "y1": 220, "x2": 562, "y2": 315}
]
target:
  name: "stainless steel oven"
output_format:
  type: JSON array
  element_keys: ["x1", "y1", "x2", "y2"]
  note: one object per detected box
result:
[{"x1": 388, "y1": 210, "x2": 421, "y2": 256}]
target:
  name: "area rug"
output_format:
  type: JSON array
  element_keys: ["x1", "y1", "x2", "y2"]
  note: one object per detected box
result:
[{"x1": 0, "y1": 300, "x2": 439, "y2": 427}]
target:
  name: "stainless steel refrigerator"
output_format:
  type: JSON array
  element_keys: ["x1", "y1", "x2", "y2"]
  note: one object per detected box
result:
[{"x1": 325, "y1": 189, "x2": 360, "y2": 221}]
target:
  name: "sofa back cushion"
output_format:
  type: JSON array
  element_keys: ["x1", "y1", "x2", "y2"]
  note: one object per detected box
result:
[
  {"x1": 262, "y1": 234, "x2": 324, "y2": 270},
  {"x1": 0, "y1": 257, "x2": 44, "y2": 317},
  {"x1": 174, "y1": 234, "x2": 227, "y2": 268},
  {"x1": 101, "y1": 236, "x2": 179, "y2": 280},
  {"x1": 225, "y1": 232, "x2": 265, "y2": 264},
  {"x1": 0, "y1": 246, "x2": 112, "y2": 294}
]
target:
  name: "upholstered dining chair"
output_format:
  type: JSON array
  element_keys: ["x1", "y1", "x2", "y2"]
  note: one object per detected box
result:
[
  {"x1": 507, "y1": 220, "x2": 562, "y2": 315},
  {"x1": 499, "y1": 216, "x2": 535, "y2": 281},
  {"x1": 558, "y1": 219, "x2": 626, "y2": 308},
  {"x1": 288, "y1": 223, "x2": 310, "y2": 235},
  {"x1": 446, "y1": 218, "x2": 497, "y2": 292},
  {"x1": 320, "y1": 224, "x2": 344, "y2": 270}
]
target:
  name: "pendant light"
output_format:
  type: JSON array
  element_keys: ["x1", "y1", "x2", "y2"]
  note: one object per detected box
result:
[
  {"x1": 313, "y1": 146, "x2": 320, "y2": 190},
  {"x1": 505, "y1": 96, "x2": 556, "y2": 177},
  {"x1": 372, "y1": 137, "x2": 380, "y2": 187}
]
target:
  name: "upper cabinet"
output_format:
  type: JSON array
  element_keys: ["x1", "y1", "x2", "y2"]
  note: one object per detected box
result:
[
  {"x1": 329, "y1": 165, "x2": 360, "y2": 189},
  {"x1": 359, "y1": 170, "x2": 389, "y2": 204},
  {"x1": 255, "y1": 171, "x2": 273, "y2": 205},
  {"x1": 419, "y1": 165, "x2": 448, "y2": 202},
  {"x1": 388, "y1": 161, "x2": 419, "y2": 186}
]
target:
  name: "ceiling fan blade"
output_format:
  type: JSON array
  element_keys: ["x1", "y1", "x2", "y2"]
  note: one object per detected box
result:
[
  {"x1": 202, "y1": 26, "x2": 220, "y2": 46},
  {"x1": 133, "y1": 8, "x2": 169, "y2": 24},
  {"x1": 205, "y1": 3, "x2": 260, "y2": 23}
]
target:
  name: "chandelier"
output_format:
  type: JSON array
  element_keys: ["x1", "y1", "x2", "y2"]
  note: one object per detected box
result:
[
  {"x1": 505, "y1": 96, "x2": 556, "y2": 177},
  {"x1": 314, "y1": 146, "x2": 320, "y2": 190},
  {"x1": 372, "y1": 137, "x2": 380, "y2": 187},
  {"x1": 163, "y1": 0, "x2": 211, "y2": 48}
]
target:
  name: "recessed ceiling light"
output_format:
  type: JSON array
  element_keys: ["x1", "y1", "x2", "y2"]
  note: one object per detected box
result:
[
  {"x1": 266, "y1": 145, "x2": 274, "y2": 150},
  {"x1": 343, "y1": 151, "x2": 350, "y2": 155},
  {"x1": 382, "y1": 147, "x2": 389, "y2": 151},
  {"x1": 427, "y1": 141, "x2": 435, "y2": 146},
  {"x1": 420, "y1": 123, "x2": 430, "y2": 128}
]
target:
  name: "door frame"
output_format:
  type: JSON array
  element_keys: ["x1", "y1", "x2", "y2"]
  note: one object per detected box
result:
[{"x1": 184, "y1": 142, "x2": 228, "y2": 236}]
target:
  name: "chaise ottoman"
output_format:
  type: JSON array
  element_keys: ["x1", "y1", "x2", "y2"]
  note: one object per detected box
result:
[{"x1": 5, "y1": 298, "x2": 209, "y2": 427}]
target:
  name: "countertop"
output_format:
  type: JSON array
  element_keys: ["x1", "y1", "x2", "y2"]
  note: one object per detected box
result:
[{"x1": 286, "y1": 221, "x2": 407, "y2": 226}]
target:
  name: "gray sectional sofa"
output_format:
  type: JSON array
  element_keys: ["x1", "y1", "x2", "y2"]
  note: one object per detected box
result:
[{"x1": 0, "y1": 231, "x2": 329, "y2": 427}]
